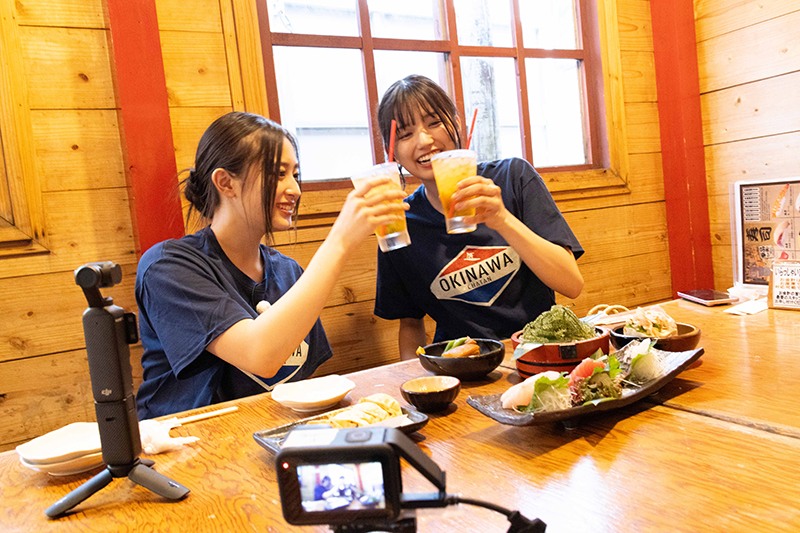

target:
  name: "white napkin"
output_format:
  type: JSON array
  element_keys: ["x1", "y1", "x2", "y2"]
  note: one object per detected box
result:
[
  {"x1": 723, "y1": 298, "x2": 768, "y2": 316},
  {"x1": 139, "y1": 418, "x2": 200, "y2": 455}
]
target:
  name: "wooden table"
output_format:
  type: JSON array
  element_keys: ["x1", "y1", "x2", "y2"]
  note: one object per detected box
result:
[
  {"x1": 1, "y1": 302, "x2": 799, "y2": 532},
  {"x1": 642, "y1": 299, "x2": 800, "y2": 436}
]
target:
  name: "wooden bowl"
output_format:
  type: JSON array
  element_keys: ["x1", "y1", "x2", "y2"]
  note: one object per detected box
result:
[
  {"x1": 417, "y1": 339, "x2": 505, "y2": 381},
  {"x1": 511, "y1": 327, "x2": 611, "y2": 379},
  {"x1": 609, "y1": 323, "x2": 701, "y2": 352},
  {"x1": 400, "y1": 376, "x2": 461, "y2": 413}
]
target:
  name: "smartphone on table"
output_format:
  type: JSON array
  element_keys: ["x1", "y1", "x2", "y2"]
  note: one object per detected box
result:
[{"x1": 677, "y1": 289, "x2": 739, "y2": 306}]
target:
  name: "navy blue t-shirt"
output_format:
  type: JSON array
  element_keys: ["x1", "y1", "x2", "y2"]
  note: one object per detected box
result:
[
  {"x1": 135, "y1": 226, "x2": 332, "y2": 419},
  {"x1": 374, "y1": 157, "x2": 583, "y2": 342}
]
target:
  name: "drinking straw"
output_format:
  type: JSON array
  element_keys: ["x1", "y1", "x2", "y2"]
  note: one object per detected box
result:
[
  {"x1": 388, "y1": 119, "x2": 397, "y2": 162},
  {"x1": 465, "y1": 108, "x2": 478, "y2": 150}
]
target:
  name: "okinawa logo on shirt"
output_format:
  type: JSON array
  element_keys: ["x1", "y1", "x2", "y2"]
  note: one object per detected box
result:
[
  {"x1": 430, "y1": 246, "x2": 520, "y2": 306},
  {"x1": 265, "y1": 340, "x2": 309, "y2": 389}
]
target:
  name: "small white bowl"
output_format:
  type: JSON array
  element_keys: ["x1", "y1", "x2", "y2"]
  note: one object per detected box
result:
[{"x1": 271, "y1": 375, "x2": 356, "y2": 412}]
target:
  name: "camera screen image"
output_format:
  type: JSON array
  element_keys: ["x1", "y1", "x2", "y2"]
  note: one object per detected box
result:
[{"x1": 297, "y1": 462, "x2": 386, "y2": 513}]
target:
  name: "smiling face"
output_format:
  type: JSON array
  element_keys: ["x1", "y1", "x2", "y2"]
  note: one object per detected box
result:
[
  {"x1": 271, "y1": 137, "x2": 300, "y2": 231},
  {"x1": 393, "y1": 106, "x2": 459, "y2": 182}
]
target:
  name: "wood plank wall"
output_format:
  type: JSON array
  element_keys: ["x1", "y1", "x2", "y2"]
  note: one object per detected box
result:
[
  {"x1": 0, "y1": 0, "x2": 672, "y2": 451},
  {"x1": 694, "y1": 0, "x2": 800, "y2": 289},
  {"x1": 0, "y1": 0, "x2": 140, "y2": 452}
]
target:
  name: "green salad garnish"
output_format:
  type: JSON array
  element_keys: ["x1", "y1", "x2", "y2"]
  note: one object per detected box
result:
[{"x1": 521, "y1": 305, "x2": 596, "y2": 344}]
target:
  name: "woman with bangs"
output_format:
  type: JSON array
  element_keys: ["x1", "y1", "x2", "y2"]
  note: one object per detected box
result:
[
  {"x1": 374, "y1": 75, "x2": 584, "y2": 360},
  {"x1": 135, "y1": 112, "x2": 407, "y2": 418}
]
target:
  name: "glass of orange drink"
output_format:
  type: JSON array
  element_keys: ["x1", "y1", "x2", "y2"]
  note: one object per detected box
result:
[
  {"x1": 349, "y1": 162, "x2": 410, "y2": 252},
  {"x1": 431, "y1": 149, "x2": 477, "y2": 234}
]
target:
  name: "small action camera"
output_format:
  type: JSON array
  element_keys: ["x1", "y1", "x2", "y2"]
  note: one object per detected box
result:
[{"x1": 275, "y1": 426, "x2": 445, "y2": 527}]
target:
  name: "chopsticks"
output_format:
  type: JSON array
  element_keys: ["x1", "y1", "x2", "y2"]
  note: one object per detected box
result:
[{"x1": 175, "y1": 406, "x2": 238, "y2": 425}]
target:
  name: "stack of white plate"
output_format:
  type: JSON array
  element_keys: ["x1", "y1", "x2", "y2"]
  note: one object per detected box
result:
[
  {"x1": 272, "y1": 374, "x2": 355, "y2": 412},
  {"x1": 16, "y1": 422, "x2": 104, "y2": 476}
]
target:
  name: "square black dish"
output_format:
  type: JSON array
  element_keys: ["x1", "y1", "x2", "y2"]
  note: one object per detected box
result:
[{"x1": 253, "y1": 407, "x2": 428, "y2": 454}]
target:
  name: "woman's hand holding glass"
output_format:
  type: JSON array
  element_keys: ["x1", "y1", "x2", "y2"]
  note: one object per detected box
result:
[
  {"x1": 331, "y1": 177, "x2": 409, "y2": 249},
  {"x1": 451, "y1": 176, "x2": 509, "y2": 231}
]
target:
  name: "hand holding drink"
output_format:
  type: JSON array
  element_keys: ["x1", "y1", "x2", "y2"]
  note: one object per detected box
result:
[
  {"x1": 431, "y1": 149, "x2": 478, "y2": 234},
  {"x1": 349, "y1": 162, "x2": 411, "y2": 252}
]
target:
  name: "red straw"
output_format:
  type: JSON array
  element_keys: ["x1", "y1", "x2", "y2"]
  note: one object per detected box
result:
[
  {"x1": 388, "y1": 119, "x2": 397, "y2": 162},
  {"x1": 465, "y1": 108, "x2": 478, "y2": 150}
]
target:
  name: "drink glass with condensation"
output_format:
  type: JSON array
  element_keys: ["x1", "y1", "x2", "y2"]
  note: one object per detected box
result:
[
  {"x1": 431, "y1": 149, "x2": 477, "y2": 234},
  {"x1": 349, "y1": 162, "x2": 411, "y2": 252}
]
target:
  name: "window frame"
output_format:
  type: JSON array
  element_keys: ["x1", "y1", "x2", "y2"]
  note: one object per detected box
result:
[
  {"x1": 0, "y1": 0, "x2": 48, "y2": 257},
  {"x1": 249, "y1": 0, "x2": 629, "y2": 198}
]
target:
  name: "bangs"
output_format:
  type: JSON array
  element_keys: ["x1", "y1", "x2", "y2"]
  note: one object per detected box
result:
[{"x1": 393, "y1": 94, "x2": 437, "y2": 134}]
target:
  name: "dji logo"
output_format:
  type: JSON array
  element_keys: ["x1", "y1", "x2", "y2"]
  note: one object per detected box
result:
[{"x1": 101, "y1": 388, "x2": 113, "y2": 396}]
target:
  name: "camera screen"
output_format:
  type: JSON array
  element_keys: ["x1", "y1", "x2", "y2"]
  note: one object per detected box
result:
[{"x1": 296, "y1": 462, "x2": 386, "y2": 514}]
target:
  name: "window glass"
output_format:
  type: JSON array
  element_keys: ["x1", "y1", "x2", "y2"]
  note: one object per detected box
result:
[
  {"x1": 273, "y1": 47, "x2": 372, "y2": 180},
  {"x1": 367, "y1": 0, "x2": 443, "y2": 40},
  {"x1": 373, "y1": 51, "x2": 449, "y2": 102},
  {"x1": 453, "y1": 0, "x2": 512, "y2": 47},
  {"x1": 460, "y1": 56, "x2": 522, "y2": 162},
  {"x1": 268, "y1": 0, "x2": 359, "y2": 37},
  {"x1": 519, "y1": 0, "x2": 579, "y2": 49},
  {"x1": 525, "y1": 58, "x2": 587, "y2": 167}
]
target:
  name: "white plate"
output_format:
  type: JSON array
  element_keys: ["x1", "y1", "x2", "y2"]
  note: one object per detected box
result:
[
  {"x1": 19, "y1": 451, "x2": 104, "y2": 476},
  {"x1": 271, "y1": 375, "x2": 356, "y2": 412},
  {"x1": 16, "y1": 422, "x2": 101, "y2": 464}
]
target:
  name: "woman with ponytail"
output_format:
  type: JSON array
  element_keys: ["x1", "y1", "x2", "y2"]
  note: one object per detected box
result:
[{"x1": 135, "y1": 112, "x2": 406, "y2": 418}]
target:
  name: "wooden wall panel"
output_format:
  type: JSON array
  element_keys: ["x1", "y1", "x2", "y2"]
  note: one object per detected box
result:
[
  {"x1": 556, "y1": 152, "x2": 664, "y2": 213},
  {"x1": 0, "y1": 264, "x2": 137, "y2": 362},
  {"x1": 0, "y1": 344, "x2": 143, "y2": 453},
  {"x1": 711, "y1": 246, "x2": 734, "y2": 290},
  {"x1": 694, "y1": 0, "x2": 799, "y2": 42},
  {"x1": 0, "y1": 189, "x2": 136, "y2": 279},
  {"x1": 697, "y1": 11, "x2": 800, "y2": 93},
  {"x1": 621, "y1": 50, "x2": 657, "y2": 103},
  {"x1": 704, "y1": 132, "x2": 800, "y2": 197},
  {"x1": 559, "y1": 250, "x2": 673, "y2": 312},
  {"x1": 0, "y1": 1, "x2": 140, "y2": 450},
  {"x1": 32, "y1": 110, "x2": 125, "y2": 192},
  {"x1": 564, "y1": 202, "x2": 667, "y2": 265},
  {"x1": 617, "y1": 0, "x2": 652, "y2": 50},
  {"x1": 19, "y1": 26, "x2": 115, "y2": 109},
  {"x1": 701, "y1": 73, "x2": 800, "y2": 146},
  {"x1": 624, "y1": 102, "x2": 662, "y2": 154},
  {"x1": 274, "y1": 238, "x2": 379, "y2": 307},
  {"x1": 13, "y1": 0, "x2": 106, "y2": 29},
  {"x1": 160, "y1": 30, "x2": 232, "y2": 107},
  {"x1": 696, "y1": 0, "x2": 800, "y2": 290},
  {"x1": 155, "y1": 0, "x2": 222, "y2": 33},
  {"x1": 169, "y1": 106, "x2": 232, "y2": 172}
]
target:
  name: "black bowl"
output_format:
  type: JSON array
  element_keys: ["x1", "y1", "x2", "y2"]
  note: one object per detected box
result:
[
  {"x1": 400, "y1": 376, "x2": 461, "y2": 413},
  {"x1": 417, "y1": 338, "x2": 505, "y2": 381},
  {"x1": 609, "y1": 322, "x2": 701, "y2": 352}
]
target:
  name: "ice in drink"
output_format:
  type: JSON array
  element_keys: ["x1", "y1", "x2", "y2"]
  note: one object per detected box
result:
[
  {"x1": 349, "y1": 162, "x2": 410, "y2": 252},
  {"x1": 431, "y1": 149, "x2": 477, "y2": 234}
]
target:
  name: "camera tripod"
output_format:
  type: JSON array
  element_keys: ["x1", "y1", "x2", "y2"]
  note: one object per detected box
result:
[{"x1": 45, "y1": 262, "x2": 189, "y2": 518}]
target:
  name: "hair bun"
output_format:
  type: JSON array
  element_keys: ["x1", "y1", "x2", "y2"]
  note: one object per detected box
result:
[{"x1": 183, "y1": 168, "x2": 199, "y2": 205}]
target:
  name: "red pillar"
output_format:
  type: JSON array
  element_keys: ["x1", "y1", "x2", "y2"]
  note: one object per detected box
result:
[
  {"x1": 106, "y1": 0, "x2": 185, "y2": 255},
  {"x1": 651, "y1": 0, "x2": 715, "y2": 295}
]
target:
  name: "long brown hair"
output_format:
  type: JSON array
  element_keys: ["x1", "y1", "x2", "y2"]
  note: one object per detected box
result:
[{"x1": 182, "y1": 111, "x2": 299, "y2": 242}]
